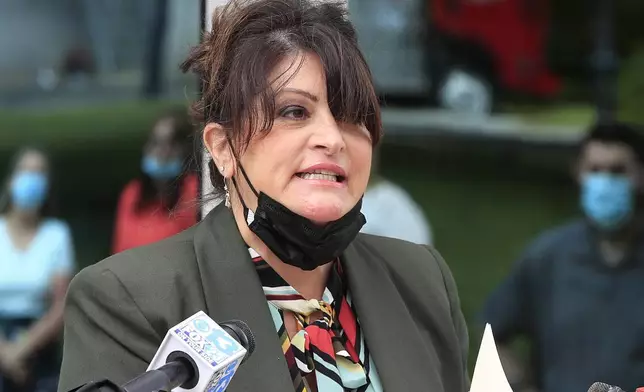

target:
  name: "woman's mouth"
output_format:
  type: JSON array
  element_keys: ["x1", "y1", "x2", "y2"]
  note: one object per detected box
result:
[{"x1": 296, "y1": 169, "x2": 346, "y2": 183}]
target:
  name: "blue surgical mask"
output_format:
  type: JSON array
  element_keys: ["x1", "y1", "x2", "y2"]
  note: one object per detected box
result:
[
  {"x1": 581, "y1": 173, "x2": 634, "y2": 231},
  {"x1": 10, "y1": 171, "x2": 49, "y2": 210},
  {"x1": 141, "y1": 156, "x2": 183, "y2": 180}
]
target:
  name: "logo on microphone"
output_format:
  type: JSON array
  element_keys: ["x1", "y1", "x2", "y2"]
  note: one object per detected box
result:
[
  {"x1": 193, "y1": 319, "x2": 212, "y2": 333},
  {"x1": 176, "y1": 315, "x2": 243, "y2": 366},
  {"x1": 207, "y1": 360, "x2": 239, "y2": 392},
  {"x1": 178, "y1": 325, "x2": 229, "y2": 365},
  {"x1": 206, "y1": 329, "x2": 240, "y2": 357}
]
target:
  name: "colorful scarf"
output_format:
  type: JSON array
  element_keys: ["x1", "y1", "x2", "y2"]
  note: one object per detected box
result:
[{"x1": 249, "y1": 248, "x2": 383, "y2": 392}]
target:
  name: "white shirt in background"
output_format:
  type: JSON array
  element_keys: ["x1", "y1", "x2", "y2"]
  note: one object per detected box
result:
[
  {"x1": 0, "y1": 218, "x2": 74, "y2": 319},
  {"x1": 361, "y1": 180, "x2": 433, "y2": 245}
]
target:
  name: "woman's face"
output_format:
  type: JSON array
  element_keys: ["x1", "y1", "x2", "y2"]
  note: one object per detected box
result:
[
  {"x1": 8, "y1": 150, "x2": 50, "y2": 212},
  {"x1": 230, "y1": 53, "x2": 373, "y2": 224},
  {"x1": 146, "y1": 118, "x2": 184, "y2": 163}
]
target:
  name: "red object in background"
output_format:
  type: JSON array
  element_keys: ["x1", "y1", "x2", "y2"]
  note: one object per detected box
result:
[
  {"x1": 430, "y1": 0, "x2": 560, "y2": 97},
  {"x1": 636, "y1": 388, "x2": 644, "y2": 392},
  {"x1": 112, "y1": 174, "x2": 199, "y2": 254}
]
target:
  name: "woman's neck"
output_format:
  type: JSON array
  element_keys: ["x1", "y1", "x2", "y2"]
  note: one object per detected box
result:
[
  {"x1": 6, "y1": 208, "x2": 40, "y2": 231},
  {"x1": 154, "y1": 178, "x2": 172, "y2": 194},
  {"x1": 231, "y1": 201, "x2": 332, "y2": 300}
]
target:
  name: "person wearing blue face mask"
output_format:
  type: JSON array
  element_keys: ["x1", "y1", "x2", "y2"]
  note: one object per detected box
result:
[
  {"x1": 482, "y1": 122, "x2": 644, "y2": 392},
  {"x1": 112, "y1": 108, "x2": 199, "y2": 254},
  {"x1": 0, "y1": 147, "x2": 74, "y2": 392}
]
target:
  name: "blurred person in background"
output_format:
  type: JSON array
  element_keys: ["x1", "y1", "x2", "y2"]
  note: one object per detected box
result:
[
  {"x1": 0, "y1": 148, "x2": 74, "y2": 392},
  {"x1": 112, "y1": 109, "x2": 198, "y2": 254},
  {"x1": 361, "y1": 148, "x2": 433, "y2": 245},
  {"x1": 482, "y1": 123, "x2": 644, "y2": 392}
]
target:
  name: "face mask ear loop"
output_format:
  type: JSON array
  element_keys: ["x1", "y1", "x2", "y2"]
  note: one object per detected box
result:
[
  {"x1": 226, "y1": 136, "x2": 259, "y2": 198},
  {"x1": 225, "y1": 137, "x2": 258, "y2": 222},
  {"x1": 238, "y1": 165, "x2": 259, "y2": 197},
  {"x1": 230, "y1": 176, "x2": 253, "y2": 223}
]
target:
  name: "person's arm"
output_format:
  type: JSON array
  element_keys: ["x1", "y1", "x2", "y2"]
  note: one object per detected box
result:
[
  {"x1": 10, "y1": 276, "x2": 69, "y2": 360},
  {"x1": 480, "y1": 249, "x2": 539, "y2": 390},
  {"x1": 496, "y1": 344, "x2": 535, "y2": 391},
  {"x1": 8, "y1": 224, "x2": 75, "y2": 361},
  {"x1": 58, "y1": 263, "x2": 161, "y2": 392}
]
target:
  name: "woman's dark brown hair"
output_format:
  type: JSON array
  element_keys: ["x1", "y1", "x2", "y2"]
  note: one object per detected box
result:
[
  {"x1": 181, "y1": 0, "x2": 382, "y2": 195},
  {"x1": 136, "y1": 107, "x2": 195, "y2": 212}
]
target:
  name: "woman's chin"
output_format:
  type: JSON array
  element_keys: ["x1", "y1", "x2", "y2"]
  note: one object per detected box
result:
[{"x1": 297, "y1": 203, "x2": 346, "y2": 225}]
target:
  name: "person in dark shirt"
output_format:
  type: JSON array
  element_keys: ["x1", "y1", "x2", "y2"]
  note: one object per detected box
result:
[{"x1": 482, "y1": 122, "x2": 644, "y2": 392}]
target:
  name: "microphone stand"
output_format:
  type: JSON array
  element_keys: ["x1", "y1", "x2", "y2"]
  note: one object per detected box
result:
[
  {"x1": 69, "y1": 358, "x2": 195, "y2": 392},
  {"x1": 120, "y1": 359, "x2": 195, "y2": 392},
  {"x1": 68, "y1": 322, "x2": 251, "y2": 392},
  {"x1": 71, "y1": 380, "x2": 124, "y2": 392}
]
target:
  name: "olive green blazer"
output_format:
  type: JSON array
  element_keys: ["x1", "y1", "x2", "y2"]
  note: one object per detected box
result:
[{"x1": 57, "y1": 204, "x2": 469, "y2": 392}]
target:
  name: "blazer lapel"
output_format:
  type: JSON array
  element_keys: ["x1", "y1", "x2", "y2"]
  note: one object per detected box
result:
[
  {"x1": 192, "y1": 204, "x2": 293, "y2": 392},
  {"x1": 343, "y1": 240, "x2": 445, "y2": 391}
]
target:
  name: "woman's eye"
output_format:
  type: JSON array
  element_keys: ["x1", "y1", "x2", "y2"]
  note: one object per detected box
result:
[{"x1": 280, "y1": 106, "x2": 308, "y2": 120}]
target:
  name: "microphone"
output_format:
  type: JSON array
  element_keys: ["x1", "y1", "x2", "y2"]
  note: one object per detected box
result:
[
  {"x1": 588, "y1": 382, "x2": 626, "y2": 392},
  {"x1": 116, "y1": 311, "x2": 255, "y2": 392}
]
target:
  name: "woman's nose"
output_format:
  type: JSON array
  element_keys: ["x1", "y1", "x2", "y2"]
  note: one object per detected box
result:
[{"x1": 311, "y1": 120, "x2": 346, "y2": 155}]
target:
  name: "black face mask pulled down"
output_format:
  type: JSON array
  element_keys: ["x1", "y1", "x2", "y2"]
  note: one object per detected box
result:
[{"x1": 231, "y1": 166, "x2": 366, "y2": 271}]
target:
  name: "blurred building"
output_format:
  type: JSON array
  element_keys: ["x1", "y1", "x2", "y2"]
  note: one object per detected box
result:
[{"x1": 0, "y1": 0, "x2": 200, "y2": 104}]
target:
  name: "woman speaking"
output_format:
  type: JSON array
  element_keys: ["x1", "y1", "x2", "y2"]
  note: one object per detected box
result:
[{"x1": 58, "y1": 1, "x2": 469, "y2": 391}]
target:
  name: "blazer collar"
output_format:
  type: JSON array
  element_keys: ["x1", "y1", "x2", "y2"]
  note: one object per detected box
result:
[
  {"x1": 343, "y1": 239, "x2": 445, "y2": 391},
  {"x1": 193, "y1": 204, "x2": 442, "y2": 391},
  {"x1": 193, "y1": 204, "x2": 293, "y2": 391}
]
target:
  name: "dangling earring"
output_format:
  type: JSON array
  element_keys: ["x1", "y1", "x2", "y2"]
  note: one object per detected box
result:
[
  {"x1": 224, "y1": 183, "x2": 231, "y2": 208},
  {"x1": 220, "y1": 166, "x2": 231, "y2": 208}
]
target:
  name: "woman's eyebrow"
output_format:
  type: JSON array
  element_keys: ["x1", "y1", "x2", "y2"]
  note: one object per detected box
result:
[{"x1": 279, "y1": 88, "x2": 319, "y2": 102}]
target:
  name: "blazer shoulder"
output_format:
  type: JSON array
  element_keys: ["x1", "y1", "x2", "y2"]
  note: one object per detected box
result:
[
  {"x1": 355, "y1": 233, "x2": 444, "y2": 279},
  {"x1": 353, "y1": 234, "x2": 451, "y2": 312},
  {"x1": 98, "y1": 226, "x2": 198, "y2": 280},
  {"x1": 75, "y1": 226, "x2": 208, "y2": 335}
]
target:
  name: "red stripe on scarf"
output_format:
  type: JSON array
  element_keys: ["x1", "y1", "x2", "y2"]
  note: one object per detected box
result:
[
  {"x1": 338, "y1": 298, "x2": 360, "y2": 362},
  {"x1": 305, "y1": 325, "x2": 335, "y2": 357},
  {"x1": 285, "y1": 346, "x2": 296, "y2": 367},
  {"x1": 266, "y1": 294, "x2": 305, "y2": 301}
]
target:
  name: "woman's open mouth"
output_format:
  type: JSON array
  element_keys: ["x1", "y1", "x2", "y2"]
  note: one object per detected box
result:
[{"x1": 296, "y1": 169, "x2": 346, "y2": 183}]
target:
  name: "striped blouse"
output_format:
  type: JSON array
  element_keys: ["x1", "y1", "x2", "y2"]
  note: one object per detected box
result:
[{"x1": 249, "y1": 248, "x2": 384, "y2": 392}]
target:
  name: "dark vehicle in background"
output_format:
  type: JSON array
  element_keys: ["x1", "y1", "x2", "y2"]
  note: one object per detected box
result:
[{"x1": 349, "y1": 0, "x2": 560, "y2": 114}]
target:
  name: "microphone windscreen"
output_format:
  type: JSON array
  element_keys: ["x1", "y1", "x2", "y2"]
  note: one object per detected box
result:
[
  {"x1": 221, "y1": 320, "x2": 256, "y2": 362},
  {"x1": 219, "y1": 320, "x2": 255, "y2": 357},
  {"x1": 588, "y1": 382, "x2": 612, "y2": 392}
]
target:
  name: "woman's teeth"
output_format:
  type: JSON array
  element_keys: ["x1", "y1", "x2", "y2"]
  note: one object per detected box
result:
[{"x1": 299, "y1": 173, "x2": 338, "y2": 181}]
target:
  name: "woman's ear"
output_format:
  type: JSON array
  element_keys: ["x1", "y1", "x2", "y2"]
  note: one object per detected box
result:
[{"x1": 203, "y1": 123, "x2": 234, "y2": 178}]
